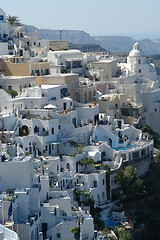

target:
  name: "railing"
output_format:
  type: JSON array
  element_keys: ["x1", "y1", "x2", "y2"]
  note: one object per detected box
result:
[{"x1": 123, "y1": 153, "x2": 152, "y2": 166}]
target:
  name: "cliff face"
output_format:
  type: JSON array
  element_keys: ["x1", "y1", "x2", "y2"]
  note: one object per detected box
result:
[
  {"x1": 25, "y1": 25, "x2": 160, "y2": 55},
  {"x1": 94, "y1": 36, "x2": 135, "y2": 53},
  {"x1": 94, "y1": 36, "x2": 160, "y2": 55},
  {"x1": 25, "y1": 25, "x2": 95, "y2": 44}
]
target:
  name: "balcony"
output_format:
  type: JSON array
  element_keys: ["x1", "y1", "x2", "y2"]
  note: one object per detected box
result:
[{"x1": 123, "y1": 153, "x2": 152, "y2": 167}]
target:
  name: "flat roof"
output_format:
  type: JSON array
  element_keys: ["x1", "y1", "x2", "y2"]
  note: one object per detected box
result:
[{"x1": 1, "y1": 76, "x2": 36, "y2": 80}]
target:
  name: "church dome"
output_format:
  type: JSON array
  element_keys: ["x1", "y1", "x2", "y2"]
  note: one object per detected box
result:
[{"x1": 129, "y1": 42, "x2": 144, "y2": 57}]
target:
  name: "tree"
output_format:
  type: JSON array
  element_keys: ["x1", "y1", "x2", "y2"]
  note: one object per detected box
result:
[
  {"x1": 154, "y1": 151, "x2": 160, "y2": 163},
  {"x1": 6, "y1": 89, "x2": 18, "y2": 98},
  {"x1": 92, "y1": 73, "x2": 99, "y2": 82},
  {"x1": 6, "y1": 15, "x2": 21, "y2": 26},
  {"x1": 116, "y1": 166, "x2": 144, "y2": 198},
  {"x1": 114, "y1": 228, "x2": 132, "y2": 240},
  {"x1": 140, "y1": 124, "x2": 160, "y2": 149}
]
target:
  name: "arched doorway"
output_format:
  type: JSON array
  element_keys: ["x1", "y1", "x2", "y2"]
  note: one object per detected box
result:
[
  {"x1": 89, "y1": 91, "x2": 92, "y2": 101},
  {"x1": 21, "y1": 125, "x2": 29, "y2": 136}
]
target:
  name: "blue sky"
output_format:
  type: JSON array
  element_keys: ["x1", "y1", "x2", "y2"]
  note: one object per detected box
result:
[{"x1": 1, "y1": 0, "x2": 160, "y2": 39}]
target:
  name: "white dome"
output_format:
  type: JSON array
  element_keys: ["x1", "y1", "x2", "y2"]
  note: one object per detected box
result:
[{"x1": 129, "y1": 42, "x2": 144, "y2": 57}]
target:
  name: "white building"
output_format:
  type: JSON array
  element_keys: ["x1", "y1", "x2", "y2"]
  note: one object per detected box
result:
[
  {"x1": 88, "y1": 56, "x2": 118, "y2": 81},
  {"x1": 47, "y1": 49, "x2": 86, "y2": 75},
  {"x1": 0, "y1": 154, "x2": 41, "y2": 240},
  {"x1": 0, "y1": 75, "x2": 37, "y2": 93},
  {"x1": 0, "y1": 224, "x2": 19, "y2": 240},
  {"x1": 0, "y1": 8, "x2": 9, "y2": 41},
  {"x1": 121, "y1": 42, "x2": 157, "y2": 81},
  {"x1": 142, "y1": 88, "x2": 160, "y2": 132}
]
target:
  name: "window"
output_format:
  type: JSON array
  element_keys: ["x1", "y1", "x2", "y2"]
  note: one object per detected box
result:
[
  {"x1": 103, "y1": 179, "x2": 105, "y2": 185},
  {"x1": 94, "y1": 180, "x2": 97, "y2": 187},
  {"x1": 101, "y1": 151, "x2": 106, "y2": 160},
  {"x1": 138, "y1": 69, "x2": 141, "y2": 73},
  {"x1": 0, "y1": 15, "x2": 4, "y2": 21},
  {"x1": 66, "y1": 163, "x2": 70, "y2": 170},
  {"x1": 49, "y1": 145, "x2": 51, "y2": 154},
  {"x1": 44, "y1": 69, "x2": 49, "y2": 75},
  {"x1": 138, "y1": 59, "x2": 141, "y2": 64},
  {"x1": 34, "y1": 126, "x2": 39, "y2": 133},
  {"x1": 60, "y1": 88, "x2": 68, "y2": 97},
  {"x1": 52, "y1": 127, "x2": 54, "y2": 134},
  {"x1": 58, "y1": 125, "x2": 61, "y2": 130},
  {"x1": 35, "y1": 70, "x2": 40, "y2": 76},
  {"x1": 57, "y1": 233, "x2": 61, "y2": 238},
  {"x1": 72, "y1": 118, "x2": 76, "y2": 127},
  {"x1": 31, "y1": 70, "x2": 35, "y2": 76},
  {"x1": 70, "y1": 102, "x2": 72, "y2": 106}
]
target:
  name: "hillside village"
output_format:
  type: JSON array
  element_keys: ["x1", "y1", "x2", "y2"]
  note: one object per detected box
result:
[{"x1": 0, "y1": 7, "x2": 160, "y2": 240}]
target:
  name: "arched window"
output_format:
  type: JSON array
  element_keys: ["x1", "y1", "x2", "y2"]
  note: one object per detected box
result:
[
  {"x1": 84, "y1": 92, "x2": 87, "y2": 103},
  {"x1": 89, "y1": 91, "x2": 92, "y2": 101},
  {"x1": 34, "y1": 125, "x2": 39, "y2": 133},
  {"x1": 93, "y1": 90, "x2": 96, "y2": 97},
  {"x1": 22, "y1": 125, "x2": 29, "y2": 136}
]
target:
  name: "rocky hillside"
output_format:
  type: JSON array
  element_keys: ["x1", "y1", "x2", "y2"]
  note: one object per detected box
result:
[
  {"x1": 25, "y1": 25, "x2": 160, "y2": 55},
  {"x1": 94, "y1": 36, "x2": 135, "y2": 53},
  {"x1": 68, "y1": 42, "x2": 106, "y2": 52},
  {"x1": 25, "y1": 25, "x2": 95, "y2": 44}
]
